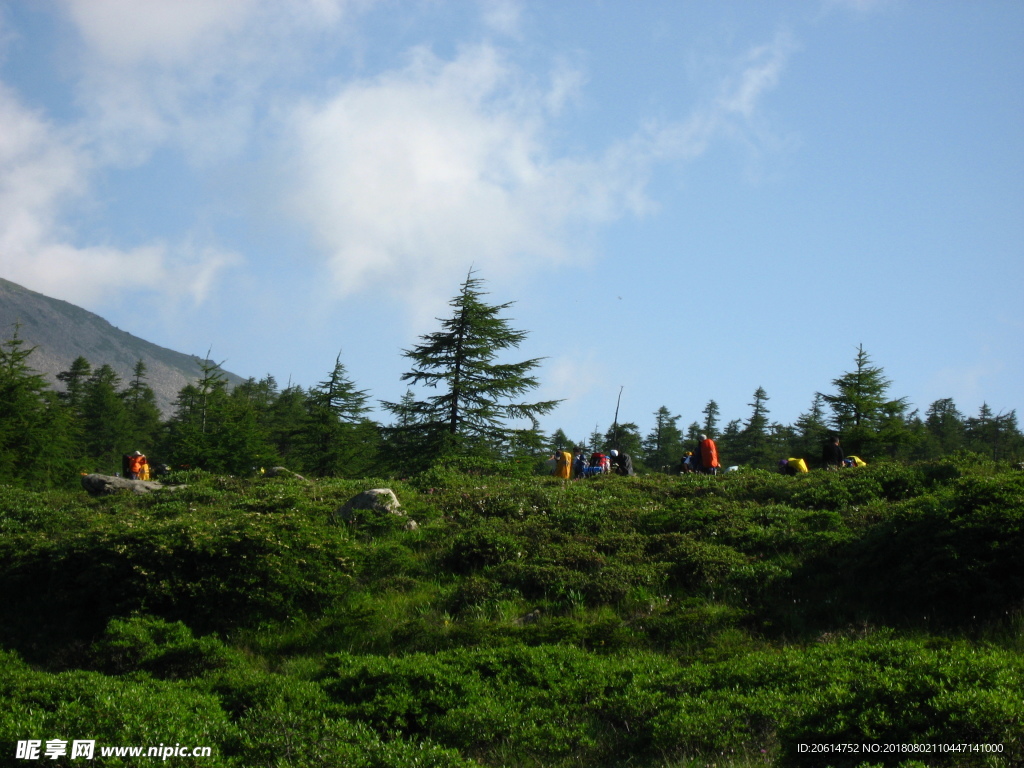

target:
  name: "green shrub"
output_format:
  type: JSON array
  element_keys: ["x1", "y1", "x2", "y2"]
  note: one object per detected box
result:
[
  {"x1": 90, "y1": 616, "x2": 237, "y2": 679},
  {"x1": 3, "y1": 465, "x2": 1024, "y2": 766},
  {"x1": 0, "y1": 511, "x2": 358, "y2": 654},
  {"x1": 0, "y1": 649, "x2": 238, "y2": 766},
  {"x1": 442, "y1": 524, "x2": 522, "y2": 573},
  {"x1": 782, "y1": 472, "x2": 1024, "y2": 629}
]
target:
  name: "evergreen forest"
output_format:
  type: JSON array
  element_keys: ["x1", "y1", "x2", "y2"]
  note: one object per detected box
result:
[
  {"x1": 1, "y1": 273, "x2": 1022, "y2": 767},
  {"x1": 1, "y1": 273, "x2": 1020, "y2": 487}
]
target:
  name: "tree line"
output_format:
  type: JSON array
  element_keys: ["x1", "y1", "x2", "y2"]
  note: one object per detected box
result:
[
  {"x1": 0, "y1": 272, "x2": 557, "y2": 487},
  {"x1": 2, "y1": 272, "x2": 1021, "y2": 489},
  {"x1": 554, "y1": 344, "x2": 1023, "y2": 473}
]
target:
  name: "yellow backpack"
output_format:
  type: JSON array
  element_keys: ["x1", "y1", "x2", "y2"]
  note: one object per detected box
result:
[{"x1": 787, "y1": 458, "x2": 809, "y2": 473}]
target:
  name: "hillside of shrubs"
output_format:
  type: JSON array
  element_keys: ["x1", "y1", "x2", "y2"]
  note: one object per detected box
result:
[{"x1": 1, "y1": 454, "x2": 1022, "y2": 767}]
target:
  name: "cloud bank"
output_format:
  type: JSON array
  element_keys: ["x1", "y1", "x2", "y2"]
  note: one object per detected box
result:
[
  {"x1": 285, "y1": 30, "x2": 793, "y2": 314},
  {"x1": 286, "y1": 43, "x2": 655, "y2": 312},
  {"x1": 0, "y1": 1, "x2": 792, "y2": 319}
]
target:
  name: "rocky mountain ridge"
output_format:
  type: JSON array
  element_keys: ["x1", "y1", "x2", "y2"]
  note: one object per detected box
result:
[{"x1": 0, "y1": 277, "x2": 244, "y2": 416}]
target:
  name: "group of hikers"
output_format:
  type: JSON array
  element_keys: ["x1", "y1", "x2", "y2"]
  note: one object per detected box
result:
[
  {"x1": 120, "y1": 451, "x2": 149, "y2": 480},
  {"x1": 552, "y1": 448, "x2": 636, "y2": 479},
  {"x1": 552, "y1": 434, "x2": 722, "y2": 479},
  {"x1": 677, "y1": 434, "x2": 721, "y2": 475},
  {"x1": 768, "y1": 434, "x2": 868, "y2": 475},
  {"x1": 553, "y1": 434, "x2": 867, "y2": 479}
]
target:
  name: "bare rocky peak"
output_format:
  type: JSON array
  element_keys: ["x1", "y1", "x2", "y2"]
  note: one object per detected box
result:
[{"x1": 0, "y1": 277, "x2": 245, "y2": 417}]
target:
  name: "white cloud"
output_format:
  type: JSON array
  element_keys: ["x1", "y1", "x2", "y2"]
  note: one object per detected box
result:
[
  {"x1": 285, "y1": 31, "x2": 794, "y2": 319},
  {"x1": 56, "y1": 0, "x2": 364, "y2": 166},
  {"x1": 61, "y1": 0, "x2": 255, "y2": 66},
  {"x1": 648, "y1": 28, "x2": 796, "y2": 163},
  {"x1": 1, "y1": 0, "x2": 355, "y2": 309},
  {"x1": 480, "y1": 0, "x2": 523, "y2": 38},
  {"x1": 3, "y1": 4, "x2": 794, "y2": 329},
  {"x1": 717, "y1": 31, "x2": 793, "y2": 119},
  {"x1": 286, "y1": 43, "x2": 654, "y2": 318},
  {"x1": 0, "y1": 80, "x2": 240, "y2": 307}
]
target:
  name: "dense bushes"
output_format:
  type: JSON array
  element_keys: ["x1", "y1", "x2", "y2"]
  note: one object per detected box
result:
[
  {"x1": 318, "y1": 635, "x2": 1024, "y2": 766},
  {"x1": 1, "y1": 458, "x2": 1022, "y2": 766},
  {"x1": 0, "y1": 479, "x2": 359, "y2": 656}
]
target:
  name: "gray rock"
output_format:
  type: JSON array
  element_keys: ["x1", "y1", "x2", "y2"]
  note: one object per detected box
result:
[
  {"x1": 81, "y1": 473, "x2": 172, "y2": 496},
  {"x1": 404, "y1": 519, "x2": 419, "y2": 531},
  {"x1": 334, "y1": 488, "x2": 402, "y2": 522},
  {"x1": 513, "y1": 609, "x2": 542, "y2": 626}
]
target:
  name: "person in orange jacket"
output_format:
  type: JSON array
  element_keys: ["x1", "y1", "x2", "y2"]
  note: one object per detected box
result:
[
  {"x1": 126, "y1": 451, "x2": 148, "y2": 480},
  {"x1": 700, "y1": 434, "x2": 720, "y2": 475}
]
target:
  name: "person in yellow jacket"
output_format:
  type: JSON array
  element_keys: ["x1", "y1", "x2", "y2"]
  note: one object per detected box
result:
[{"x1": 553, "y1": 450, "x2": 573, "y2": 479}]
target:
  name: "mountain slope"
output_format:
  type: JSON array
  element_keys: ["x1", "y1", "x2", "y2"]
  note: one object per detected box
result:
[{"x1": 0, "y1": 277, "x2": 244, "y2": 416}]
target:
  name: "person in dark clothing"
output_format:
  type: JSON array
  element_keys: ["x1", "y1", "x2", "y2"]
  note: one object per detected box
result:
[
  {"x1": 822, "y1": 435, "x2": 845, "y2": 470},
  {"x1": 573, "y1": 451, "x2": 587, "y2": 479},
  {"x1": 678, "y1": 453, "x2": 693, "y2": 474},
  {"x1": 690, "y1": 444, "x2": 704, "y2": 473},
  {"x1": 609, "y1": 449, "x2": 635, "y2": 476}
]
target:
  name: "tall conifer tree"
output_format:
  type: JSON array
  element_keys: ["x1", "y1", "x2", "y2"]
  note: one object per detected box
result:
[
  {"x1": 642, "y1": 406, "x2": 684, "y2": 470},
  {"x1": 734, "y1": 387, "x2": 773, "y2": 467},
  {"x1": 383, "y1": 270, "x2": 559, "y2": 461},
  {"x1": 123, "y1": 360, "x2": 162, "y2": 452},
  {"x1": 701, "y1": 400, "x2": 720, "y2": 438},
  {"x1": 793, "y1": 393, "x2": 830, "y2": 459},
  {"x1": 82, "y1": 365, "x2": 131, "y2": 474},
  {"x1": 165, "y1": 355, "x2": 275, "y2": 472},
  {"x1": 0, "y1": 326, "x2": 79, "y2": 486},
  {"x1": 821, "y1": 345, "x2": 908, "y2": 457},
  {"x1": 300, "y1": 354, "x2": 377, "y2": 477}
]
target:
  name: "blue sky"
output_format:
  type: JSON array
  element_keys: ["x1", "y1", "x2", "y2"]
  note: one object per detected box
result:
[{"x1": 1, "y1": 0, "x2": 1021, "y2": 447}]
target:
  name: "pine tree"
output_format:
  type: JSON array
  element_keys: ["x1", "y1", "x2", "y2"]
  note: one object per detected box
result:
[
  {"x1": 734, "y1": 386, "x2": 772, "y2": 467},
  {"x1": 380, "y1": 389, "x2": 432, "y2": 474},
  {"x1": 82, "y1": 364, "x2": 132, "y2": 474},
  {"x1": 382, "y1": 270, "x2": 559, "y2": 461},
  {"x1": 54, "y1": 355, "x2": 92, "y2": 462},
  {"x1": 792, "y1": 393, "x2": 830, "y2": 460},
  {"x1": 165, "y1": 355, "x2": 275, "y2": 473},
  {"x1": 122, "y1": 360, "x2": 163, "y2": 452},
  {"x1": 299, "y1": 354, "x2": 376, "y2": 477},
  {"x1": 56, "y1": 356, "x2": 93, "y2": 414},
  {"x1": 820, "y1": 345, "x2": 908, "y2": 457},
  {"x1": 965, "y1": 404, "x2": 1023, "y2": 461},
  {"x1": 701, "y1": 400, "x2": 720, "y2": 438},
  {"x1": 266, "y1": 384, "x2": 308, "y2": 464},
  {"x1": 30, "y1": 391, "x2": 82, "y2": 486},
  {"x1": 718, "y1": 419, "x2": 742, "y2": 464},
  {"x1": 547, "y1": 428, "x2": 572, "y2": 453},
  {"x1": 221, "y1": 384, "x2": 280, "y2": 473},
  {"x1": 923, "y1": 398, "x2": 965, "y2": 457},
  {"x1": 0, "y1": 325, "x2": 80, "y2": 486},
  {"x1": 642, "y1": 406, "x2": 684, "y2": 470}
]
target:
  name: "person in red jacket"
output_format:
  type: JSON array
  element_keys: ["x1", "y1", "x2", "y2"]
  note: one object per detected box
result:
[{"x1": 700, "y1": 434, "x2": 720, "y2": 476}]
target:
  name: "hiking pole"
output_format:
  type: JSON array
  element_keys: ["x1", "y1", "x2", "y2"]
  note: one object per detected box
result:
[{"x1": 612, "y1": 386, "x2": 623, "y2": 450}]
